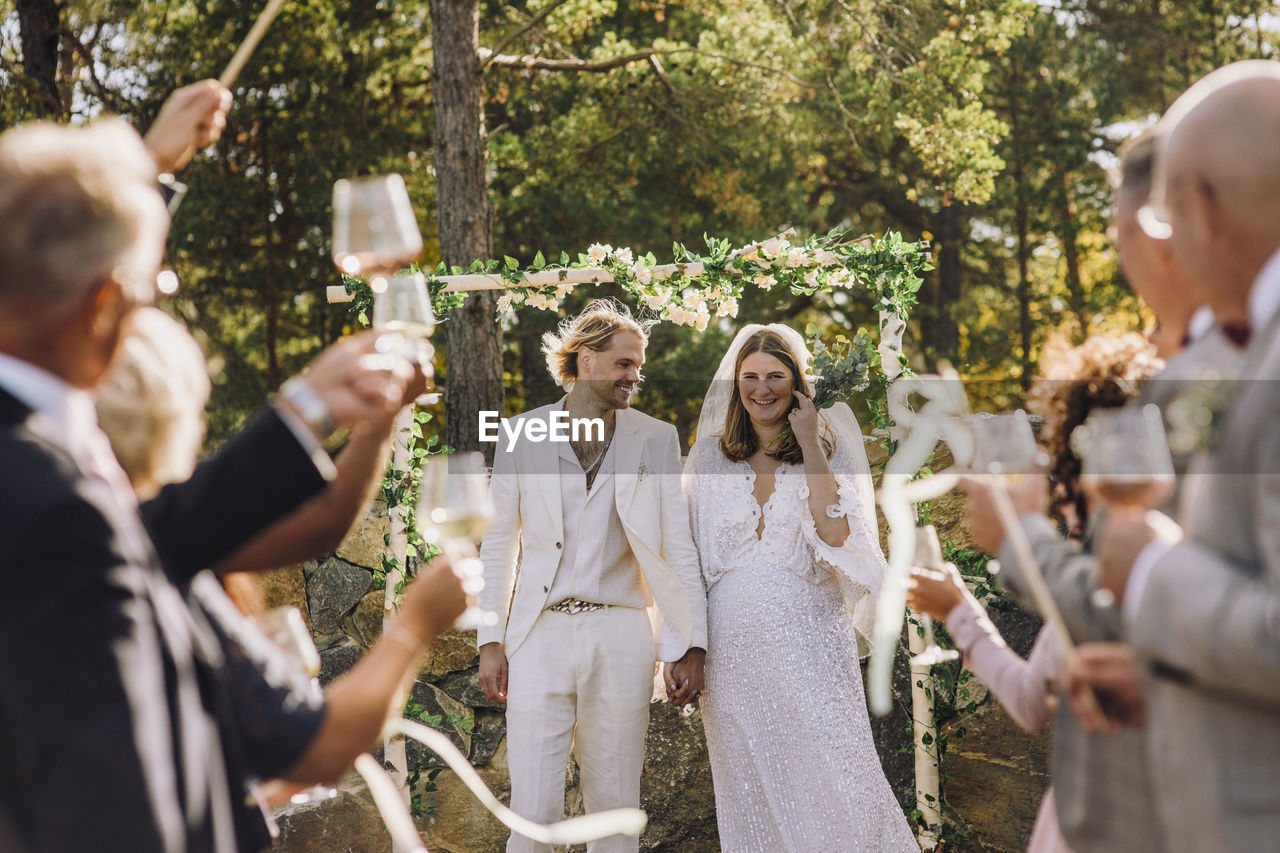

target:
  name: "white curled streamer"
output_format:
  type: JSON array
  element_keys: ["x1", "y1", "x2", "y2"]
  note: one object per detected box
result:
[
  {"x1": 354, "y1": 753, "x2": 429, "y2": 852},
  {"x1": 371, "y1": 718, "x2": 648, "y2": 846},
  {"x1": 869, "y1": 369, "x2": 972, "y2": 717}
]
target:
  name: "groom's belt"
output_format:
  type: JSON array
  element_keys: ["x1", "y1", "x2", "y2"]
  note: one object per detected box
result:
[{"x1": 546, "y1": 597, "x2": 609, "y2": 615}]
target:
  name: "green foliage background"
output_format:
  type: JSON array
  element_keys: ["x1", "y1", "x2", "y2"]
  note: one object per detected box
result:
[{"x1": 2, "y1": 0, "x2": 1277, "y2": 442}]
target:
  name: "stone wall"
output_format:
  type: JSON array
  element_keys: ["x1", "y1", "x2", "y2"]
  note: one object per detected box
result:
[{"x1": 263, "y1": 463, "x2": 1051, "y2": 852}]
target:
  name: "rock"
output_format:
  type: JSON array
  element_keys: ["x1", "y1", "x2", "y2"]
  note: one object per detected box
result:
[
  {"x1": 468, "y1": 708, "x2": 505, "y2": 767},
  {"x1": 336, "y1": 501, "x2": 392, "y2": 571},
  {"x1": 273, "y1": 768, "x2": 392, "y2": 853},
  {"x1": 420, "y1": 740, "x2": 511, "y2": 853},
  {"x1": 422, "y1": 629, "x2": 482, "y2": 680},
  {"x1": 433, "y1": 667, "x2": 500, "y2": 712},
  {"x1": 345, "y1": 588, "x2": 389, "y2": 649},
  {"x1": 255, "y1": 564, "x2": 308, "y2": 613},
  {"x1": 637, "y1": 702, "x2": 718, "y2": 852},
  {"x1": 405, "y1": 681, "x2": 473, "y2": 768},
  {"x1": 318, "y1": 642, "x2": 363, "y2": 687},
  {"x1": 306, "y1": 556, "x2": 373, "y2": 634}
]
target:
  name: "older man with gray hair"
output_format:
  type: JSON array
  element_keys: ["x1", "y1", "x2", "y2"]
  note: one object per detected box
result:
[
  {"x1": 0, "y1": 114, "x2": 411, "y2": 852},
  {"x1": 1070, "y1": 60, "x2": 1280, "y2": 853}
]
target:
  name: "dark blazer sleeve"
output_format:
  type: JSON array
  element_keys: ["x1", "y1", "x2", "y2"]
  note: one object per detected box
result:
[
  {"x1": 0, "y1": 451, "x2": 180, "y2": 853},
  {"x1": 141, "y1": 406, "x2": 328, "y2": 583}
]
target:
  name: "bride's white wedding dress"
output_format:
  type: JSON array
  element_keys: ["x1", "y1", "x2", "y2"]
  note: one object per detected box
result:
[{"x1": 684, "y1": 434, "x2": 918, "y2": 852}]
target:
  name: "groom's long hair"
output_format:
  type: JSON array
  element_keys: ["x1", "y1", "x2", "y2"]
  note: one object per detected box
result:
[
  {"x1": 720, "y1": 329, "x2": 833, "y2": 465},
  {"x1": 541, "y1": 298, "x2": 651, "y2": 389}
]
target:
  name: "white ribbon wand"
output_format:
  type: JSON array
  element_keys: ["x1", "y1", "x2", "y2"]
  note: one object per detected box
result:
[{"x1": 353, "y1": 718, "x2": 648, "y2": 850}]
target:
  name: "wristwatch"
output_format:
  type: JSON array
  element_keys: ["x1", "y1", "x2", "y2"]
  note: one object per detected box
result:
[{"x1": 279, "y1": 376, "x2": 337, "y2": 441}]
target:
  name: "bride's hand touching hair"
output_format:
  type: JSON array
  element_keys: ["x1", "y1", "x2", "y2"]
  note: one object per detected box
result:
[{"x1": 787, "y1": 390, "x2": 822, "y2": 456}]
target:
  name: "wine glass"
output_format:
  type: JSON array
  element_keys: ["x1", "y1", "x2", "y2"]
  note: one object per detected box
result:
[
  {"x1": 331, "y1": 174, "x2": 424, "y2": 292},
  {"x1": 967, "y1": 410, "x2": 1040, "y2": 478},
  {"x1": 416, "y1": 452, "x2": 498, "y2": 631},
  {"x1": 372, "y1": 271, "x2": 436, "y2": 366},
  {"x1": 1075, "y1": 405, "x2": 1175, "y2": 508},
  {"x1": 909, "y1": 525, "x2": 961, "y2": 667},
  {"x1": 251, "y1": 607, "x2": 339, "y2": 804}
]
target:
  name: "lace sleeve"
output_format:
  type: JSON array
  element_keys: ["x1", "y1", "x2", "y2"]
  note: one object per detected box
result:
[{"x1": 798, "y1": 439, "x2": 888, "y2": 597}]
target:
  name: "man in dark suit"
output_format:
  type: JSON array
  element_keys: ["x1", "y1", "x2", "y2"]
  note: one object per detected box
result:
[{"x1": 0, "y1": 114, "x2": 411, "y2": 851}]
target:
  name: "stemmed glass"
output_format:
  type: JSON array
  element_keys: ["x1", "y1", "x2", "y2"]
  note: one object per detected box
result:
[
  {"x1": 909, "y1": 525, "x2": 961, "y2": 667},
  {"x1": 968, "y1": 410, "x2": 1040, "y2": 478},
  {"x1": 252, "y1": 607, "x2": 338, "y2": 804},
  {"x1": 371, "y1": 272, "x2": 436, "y2": 366},
  {"x1": 331, "y1": 174, "x2": 424, "y2": 291},
  {"x1": 416, "y1": 452, "x2": 498, "y2": 631},
  {"x1": 1075, "y1": 405, "x2": 1176, "y2": 509}
]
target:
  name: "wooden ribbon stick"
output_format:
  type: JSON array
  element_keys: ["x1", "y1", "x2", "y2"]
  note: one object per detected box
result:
[{"x1": 219, "y1": 0, "x2": 288, "y2": 87}]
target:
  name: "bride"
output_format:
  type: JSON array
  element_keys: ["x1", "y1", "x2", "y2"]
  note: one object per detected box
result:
[{"x1": 683, "y1": 324, "x2": 917, "y2": 851}]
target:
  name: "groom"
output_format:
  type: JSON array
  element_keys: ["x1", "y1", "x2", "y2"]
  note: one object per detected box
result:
[{"x1": 477, "y1": 299, "x2": 707, "y2": 852}]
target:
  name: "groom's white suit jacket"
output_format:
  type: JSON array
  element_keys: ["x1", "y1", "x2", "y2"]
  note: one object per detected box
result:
[{"x1": 477, "y1": 402, "x2": 707, "y2": 662}]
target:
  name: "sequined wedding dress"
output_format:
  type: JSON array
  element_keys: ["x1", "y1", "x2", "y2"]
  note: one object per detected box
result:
[{"x1": 684, "y1": 435, "x2": 918, "y2": 852}]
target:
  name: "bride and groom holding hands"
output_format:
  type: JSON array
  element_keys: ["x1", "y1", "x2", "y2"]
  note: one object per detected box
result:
[{"x1": 476, "y1": 300, "x2": 916, "y2": 852}]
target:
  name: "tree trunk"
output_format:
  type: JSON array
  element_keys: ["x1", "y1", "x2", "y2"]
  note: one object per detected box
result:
[
  {"x1": 1010, "y1": 75, "x2": 1033, "y2": 393},
  {"x1": 933, "y1": 191, "x2": 961, "y2": 366},
  {"x1": 430, "y1": 0, "x2": 501, "y2": 459},
  {"x1": 1056, "y1": 173, "x2": 1087, "y2": 342},
  {"x1": 15, "y1": 0, "x2": 63, "y2": 117}
]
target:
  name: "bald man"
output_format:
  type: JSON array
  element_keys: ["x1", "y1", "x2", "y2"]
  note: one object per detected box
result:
[{"x1": 1085, "y1": 61, "x2": 1280, "y2": 852}]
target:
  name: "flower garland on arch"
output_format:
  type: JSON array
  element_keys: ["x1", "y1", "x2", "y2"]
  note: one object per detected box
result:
[{"x1": 488, "y1": 228, "x2": 929, "y2": 334}]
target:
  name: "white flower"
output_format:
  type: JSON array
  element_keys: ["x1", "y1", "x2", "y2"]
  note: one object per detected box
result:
[
  {"x1": 716, "y1": 297, "x2": 739, "y2": 318},
  {"x1": 555, "y1": 282, "x2": 574, "y2": 297},
  {"x1": 682, "y1": 289, "x2": 706, "y2": 311},
  {"x1": 815, "y1": 249, "x2": 839, "y2": 267},
  {"x1": 614, "y1": 247, "x2": 634, "y2": 265},
  {"x1": 754, "y1": 274, "x2": 776, "y2": 290},
  {"x1": 527, "y1": 292, "x2": 559, "y2": 311},
  {"x1": 643, "y1": 288, "x2": 670, "y2": 310},
  {"x1": 761, "y1": 236, "x2": 789, "y2": 259},
  {"x1": 496, "y1": 294, "x2": 515, "y2": 312},
  {"x1": 629, "y1": 261, "x2": 652, "y2": 285},
  {"x1": 743, "y1": 249, "x2": 761, "y2": 263},
  {"x1": 666, "y1": 306, "x2": 691, "y2": 326},
  {"x1": 804, "y1": 269, "x2": 820, "y2": 287},
  {"x1": 785, "y1": 247, "x2": 808, "y2": 268},
  {"x1": 587, "y1": 243, "x2": 611, "y2": 263},
  {"x1": 694, "y1": 309, "x2": 711, "y2": 332}
]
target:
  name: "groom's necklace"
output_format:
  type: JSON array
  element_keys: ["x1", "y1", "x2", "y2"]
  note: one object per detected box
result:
[{"x1": 576, "y1": 427, "x2": 615, "y2": 491}]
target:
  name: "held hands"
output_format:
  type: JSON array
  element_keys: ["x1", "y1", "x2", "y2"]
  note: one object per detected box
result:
[
  {"x1": 144, "y1": 80, "x2": 233, "y2": 173},
  {"x1": 960, "y1": 472, "x2": 1049, "y2": 555},
  {"x1": 906, "y1": 562, "x2": 969, "y2": 622},
  {"x1": 664, "y1": 647, "x2": 707, "y2": 708}
]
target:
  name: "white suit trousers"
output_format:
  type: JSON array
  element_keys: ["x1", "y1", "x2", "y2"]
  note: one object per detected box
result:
[{"x1": 505, "y1": 606, "x2": 656, "y2": 853}]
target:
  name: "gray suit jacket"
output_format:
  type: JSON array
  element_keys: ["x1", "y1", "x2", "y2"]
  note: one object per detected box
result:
[
  {"x1": 993, "y1": 329, "x2": 1242, "y2": 853},
  {"x1": 1133, "y1": 312, "x2": 1280, "y2": 852}
]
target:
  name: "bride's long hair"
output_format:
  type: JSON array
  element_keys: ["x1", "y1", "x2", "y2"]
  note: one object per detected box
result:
[{"x1": 720, "y1": 328, "x2": 833, "y2": 464}]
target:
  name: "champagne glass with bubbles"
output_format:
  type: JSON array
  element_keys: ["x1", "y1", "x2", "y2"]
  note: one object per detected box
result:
[
  {"x1": 372, "y1": 272, "x2": 435, "y2": 366},
  {"x1": 416, "y1": 452, "x2": 497, "y2": 631}
]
